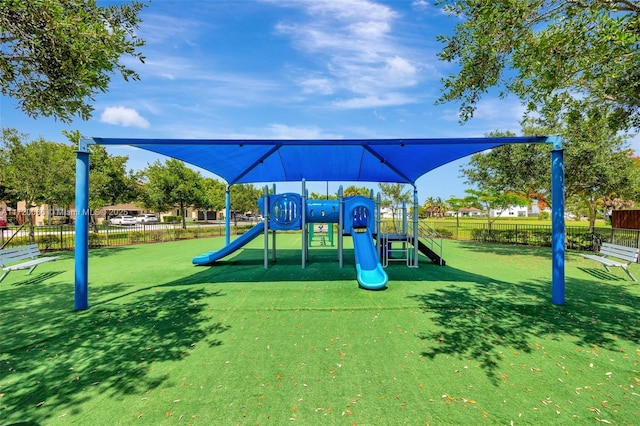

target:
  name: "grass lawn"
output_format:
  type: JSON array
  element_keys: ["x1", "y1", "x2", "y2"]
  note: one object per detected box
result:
[{"x1": 1, "y1": 235, "x2": 638, "y2": 425}]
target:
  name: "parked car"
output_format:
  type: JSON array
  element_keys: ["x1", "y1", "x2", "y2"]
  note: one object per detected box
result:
[
  {"x1": 0, "y1": 216, "x2": 7, "y2": 229},
  {"x1": 109, "y1": 215, "x2": 137, "y2": 226},
  {"x1": 136, "y1": 214, "x2": 159, "y2": 224}
]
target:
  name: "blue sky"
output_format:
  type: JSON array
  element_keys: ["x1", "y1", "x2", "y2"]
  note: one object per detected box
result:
[{"x1": 2, "y1": 0, "x2": 638, "y2": 202}]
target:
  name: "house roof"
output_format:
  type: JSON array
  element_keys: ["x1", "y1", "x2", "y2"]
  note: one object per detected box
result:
[{"x1": 90, "y1": 136, "x2": 553, "y2": 186}]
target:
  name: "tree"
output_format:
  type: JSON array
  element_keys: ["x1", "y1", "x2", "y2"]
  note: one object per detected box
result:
[
  {"x1": 378, "y1": 183, "x2": 411, "y2": 232},
  {"x1": 309, "y1": 192, "x2": 337, "y2": 200},
  {"x1": 555, "y1": 103, "x2": 640, "y2": 229},
  {"x1": 343, "y1": 185, "x2": 371, "y2": 197},
  {"x1": 462, "y1": 103, "x2": 640, "y2": 230},
  {"x1": 87, "y1": 145, "x2": 140, "y2": 212},
  {"x1": 230, "y1": 184, "x2": 262, "y2": 220},
  {"x1": 464, "y1": 188, "x2": 529, "y2": 229},
  {"x1": 1, "y1": 0, "x2": 146, "y2": 122},
  {"x1": 0, "y1": 128, "x2": 75, "y2": 237},
  {"x1": 445, "y1": 194, "x2": 477, "y2": 237},
  {"x1": 461, "y1": 130, "x2": 551, "y2": 209},
  {"x1": 200, "y1": 178, "x2": 226, "y2": 220},
  {"x1": 138, "y1": 159, "x2": 204, "y2": 229},
  {"x1": 436, "y1": 1, "x2": 640, "y2": 129},
  {"x1": 64, "y1": 131, "x2": 139, "y2": 227},
  {"x1": 423, "y1": 196, "x2": 448, "y2": 218}
]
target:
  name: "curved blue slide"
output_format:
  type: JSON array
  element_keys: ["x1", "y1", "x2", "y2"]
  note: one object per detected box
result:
[
  {"x1": 192, "y1": 222, "x2": 264, "y2": 265},
  {"x1": 351, "y1": 228, "x2": 388, "y2": 290}
]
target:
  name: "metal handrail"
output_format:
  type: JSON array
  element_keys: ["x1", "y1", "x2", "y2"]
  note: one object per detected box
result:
[
  {"x1": 0, "y1": 223, "x2": 27, "y2": 250},
  {"x1": 415, "y1": 220, "x2": 444, "y2": 266}
]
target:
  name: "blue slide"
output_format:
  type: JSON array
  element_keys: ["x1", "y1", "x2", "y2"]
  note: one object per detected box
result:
[
  {"x1": 351, "y1": 228, "x2": 388, "y2": 290},
  {"x1": 192, "y1": 222, "x2": 265, "y2": 265}
]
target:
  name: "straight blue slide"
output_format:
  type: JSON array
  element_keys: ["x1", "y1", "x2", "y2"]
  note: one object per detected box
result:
[
  {"x1": 351, "y1": 228, "x2": 388, "y2": 290},
  {"x1": 192, "y1": 222, "x2": 265, "y2": 265}
]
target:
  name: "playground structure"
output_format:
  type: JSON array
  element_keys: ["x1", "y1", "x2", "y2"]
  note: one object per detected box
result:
[
  {"x1": 73, "y1": 136, "x2": 566, "y2": 310},
  {"x1": 193, "y1": 181, "x2": 445, "y2": 290}
]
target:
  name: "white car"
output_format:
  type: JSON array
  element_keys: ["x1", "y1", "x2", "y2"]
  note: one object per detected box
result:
[
  {"x1": 136, "y1": 214, "x2": 159, "y2": 224},
  {"x1": 109, "y1": 215, "x2": 137, "y2": 226}
]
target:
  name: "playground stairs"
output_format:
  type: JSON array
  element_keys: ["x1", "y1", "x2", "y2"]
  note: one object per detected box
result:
[{"x1": 415, "y1": 221, "x2": 446, "y2": 266}]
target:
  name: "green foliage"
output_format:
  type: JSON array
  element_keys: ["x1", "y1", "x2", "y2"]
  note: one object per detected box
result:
[
  {"x1": 436, "y1": 0, "x2": 640, "y2": 130},
  {"x1": 88, "y1": 232, "x2": 105, "y2": 248},
  {"x1": 379, "y1": 183, "x2": 411, "y2": 233},
  {"x1": 230, "y1": 184, "x2": 261, "y2": 215},
  {"x1": 465, "y1": 188, "x2": 529, "y2": 229},
  {"x1": 538, "y1": 211, "x2": 550, "y2": 221},
  {"x1": 433, "y1": 227, "x2": 453, "y2": 238},
  {"x1": 423, "y1": 196, "x2": 447, "y2": 217},
  {"x1": 463, "y1": 103, "x2": 640, "y2": 230},
  {"x1": 0, "y1": 0, "x2": 146, "y2": 122},
  {"x1": 162, "y1": 215, "x2": 181, "y2": 224},
  {"x1": 461, "y1": 131, "x2": 550, "y2": 205},
  {"x1": 201, "y1": 178, "x2": 226, "y2": 213},
  {"x1": 64, "y1": 131, "x2": 140, "y2": 217},
  {"x1": 343, "y1": 185, "x2": 371, "y2": 197},
  {"x1": 139, "y1": 159, "x2": 204, "y2": 229},
  {"x1": 1, "y1": 128, "x2": 75, "y2": 230}
]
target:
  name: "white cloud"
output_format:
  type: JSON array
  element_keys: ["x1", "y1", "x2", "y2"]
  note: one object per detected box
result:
[
  {"x1": 333, "y1": 93, "x2": 417, "y2": 109},
  {"x1": 221, "y1": 124, "x2": 343, "y2": 140},
  {"x1": 296, "y1": 75, "x2": 335, "y2": 95},
  {"x1": 100, "y1": 106, "x2": 150, "y2": 128},
  {"x1": 272, "y1": 0, "x2": 432, "y2": 106}
]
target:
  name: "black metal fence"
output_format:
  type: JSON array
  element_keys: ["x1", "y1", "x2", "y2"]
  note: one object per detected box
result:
[
  {"x1": 0, "y1": 222, "x2": 257, "y2": 251},
  {"x1": 423, "y1": 220, "x2": 640, "y2": 252},
  {"x1": 3, "y1": 220, "x2": 639, "y2": 260}
]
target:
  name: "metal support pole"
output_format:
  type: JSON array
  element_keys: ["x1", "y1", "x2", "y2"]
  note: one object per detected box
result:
[
  {"x1": 376, "y1": 193, "x2": 381, "y2": 258},
  {"x1": 413, "y1": 186, "x2": 419, "y2": 268},
  {"x1": 263, "y1": 185, "x2": 269, "y2": 269},
  {"x1": 402, "y1": 200, "x2": 408, "y2": 235},
  {"x1": 551, "y1": 137, "x2": 565, "y2": 305},
  {"x1": 225, "y1": 185, "x2": 231, "y2": 246},
  {"x1": 74, "y1": 138, "x2": 91, "y2": 310},
  {"x1": 301, "y1": 179, "x2": 307, "y2": 268},
  {"x1": 338, "y1": 186, "x2": 344, "y2": 268},
  {"x1": 272, "y1": 184, "x2": 277, "y2": 262}
]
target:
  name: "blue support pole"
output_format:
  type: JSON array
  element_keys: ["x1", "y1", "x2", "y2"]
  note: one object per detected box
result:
[
  {"x1": 551, "y1": 137, "x2": 565, "y2": 305},
  {"x1": 413, "y1": 186, "x2": 419, "y2": 268},
  {"x1": 338, "y1": 186, "x2": 344, "y2": 268},
  {"x1": 263, "y1": 185, "x2": 269, "y2": 269},
  {"x1": 302, "y1": 179, "x2": 307, "y2": 268},
  {"x1": 225, "y1": 185, "x2": 231, "y2": 246},
  {"x1": 74, "y1": 138, "x2": 91, "y2": 310}
]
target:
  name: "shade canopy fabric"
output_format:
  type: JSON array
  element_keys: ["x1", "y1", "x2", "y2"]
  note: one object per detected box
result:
[{"x1": 91, "y1": 136, "x2": 552, "y2": 185}]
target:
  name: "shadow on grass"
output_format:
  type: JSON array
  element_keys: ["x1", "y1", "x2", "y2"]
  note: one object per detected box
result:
[
  {"x1": 409, "y1": 271, "x2": 640, "y2": 385},
  {"x1": 577, "y1": 267, "x2": 628, "y2": 281},
  {"x1": 456, "y1": 241, "x2": 553, "y2": 259},
  {"x1": 0, "y1": 275, "x2": 228, "y2": 424},
  {"x1": 192, "y1": 248, "x2": 359, "y2": 283}
]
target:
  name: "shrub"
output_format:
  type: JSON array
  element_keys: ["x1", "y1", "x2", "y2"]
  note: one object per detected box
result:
[
  {"x1": 89, "y1": 232, "x2": 105, "y2": 248},
  {"x1": 129, "y1": 231, "x2": 145, "y2": 243},
  {"x1": 38, "y1": 234, "x2": 60, "y2": 250},
  {"x1": 163, "y1": 215, "x2": 181, "y2": 223},
  {"x1": 434, "y1": 227, "x2": 453, "y2": 238}
]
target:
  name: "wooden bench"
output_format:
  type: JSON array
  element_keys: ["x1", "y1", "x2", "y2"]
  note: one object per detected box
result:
[
  {"x1": 581, "y1": 242, "x2": 639, "y2": 282},
  {"x1": 0, "y1": 244, "x2": 60, "y2": 283}
]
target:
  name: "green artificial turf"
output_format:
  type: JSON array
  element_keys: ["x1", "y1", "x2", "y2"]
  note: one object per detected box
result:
[{"x1": 1, "y1": 235, "x2": 639, "y2": 425}]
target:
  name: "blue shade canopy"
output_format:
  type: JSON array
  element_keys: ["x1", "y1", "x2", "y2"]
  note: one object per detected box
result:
[{"x1": 91, "y1": 137, "x2": 552, "y2": 185}]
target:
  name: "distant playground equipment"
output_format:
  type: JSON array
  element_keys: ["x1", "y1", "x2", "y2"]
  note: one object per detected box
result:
[{"x1": 193, "y1": 181, "x2": 445, "y2": 290}]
